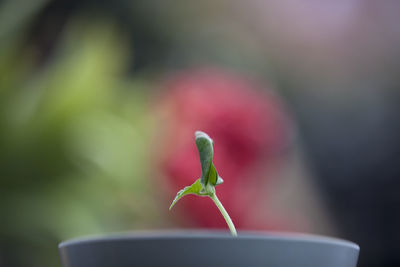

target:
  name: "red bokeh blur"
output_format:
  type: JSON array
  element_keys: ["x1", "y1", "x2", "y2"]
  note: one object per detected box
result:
[{"x1": 159, "y1": 68, "x2": 291, "y2": 230}]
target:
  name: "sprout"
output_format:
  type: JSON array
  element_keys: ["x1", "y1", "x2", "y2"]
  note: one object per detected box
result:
[{"x1": 169, "y1": 131, "x2": 237, "y2": 236}]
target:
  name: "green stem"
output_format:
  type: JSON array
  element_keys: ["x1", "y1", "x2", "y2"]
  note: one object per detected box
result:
[{"x1": 210, "y1": 192, "x2": 237, "y2": 236}]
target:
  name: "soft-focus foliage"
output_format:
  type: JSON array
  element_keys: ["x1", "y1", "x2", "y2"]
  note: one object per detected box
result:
[{"x1": 0, "y1": 20, "x2": 159, "y2": 267}]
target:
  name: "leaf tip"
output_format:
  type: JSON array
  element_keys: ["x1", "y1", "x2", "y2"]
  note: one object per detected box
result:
[
  {"x1": 216, "y1": 176, "x2": 224, "y2": 185},
  {"x1": 195, "y1": 131, "x2": 212, "y2": 142}
]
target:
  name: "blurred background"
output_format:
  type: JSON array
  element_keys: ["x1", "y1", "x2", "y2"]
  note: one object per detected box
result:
[{"x1": 0, "y1": 0, "x2": 399, "y2": 266}]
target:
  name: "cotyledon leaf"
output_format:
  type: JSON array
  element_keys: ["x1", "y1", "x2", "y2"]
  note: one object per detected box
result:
[
  {"x1": 208, "y1": 163, "x2": 224, "y2": 186},
  {"x1": 195, "y1": 131, "x2": 223, "y2": 186},
  {"x1": 169, "y1": 178, "x2": 206, "y2": 210},
  {"x1": 195, "y1": 131, "x2": 213, "y2": 186}
]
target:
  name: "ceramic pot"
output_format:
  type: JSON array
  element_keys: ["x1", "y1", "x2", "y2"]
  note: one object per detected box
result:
[{"x1": 59, "y1": 231, "x2": 359, "y2": 267}]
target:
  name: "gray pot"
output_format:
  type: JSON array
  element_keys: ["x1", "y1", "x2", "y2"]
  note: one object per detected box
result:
[{"x1": 59, "y1": 231, "x2": 359, "y2": 267}]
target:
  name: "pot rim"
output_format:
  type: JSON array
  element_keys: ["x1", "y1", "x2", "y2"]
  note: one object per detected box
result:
[{"x1": 59, "y1": 230, "x2": 359, "y2": 251}]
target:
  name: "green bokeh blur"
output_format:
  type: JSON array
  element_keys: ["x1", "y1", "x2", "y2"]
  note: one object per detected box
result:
[{"x1": 0, "y1": 4, "x2": 164, "y2": 266}]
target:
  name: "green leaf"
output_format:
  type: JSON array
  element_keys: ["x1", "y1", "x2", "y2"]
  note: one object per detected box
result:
[
  {"x1": 208, "y1": 163, "x2": 217, "y2": 185},
  {"x1": 195, "y1": 131, "x2": 214, "y2": 186},
  {"x1": 169, "y1": 178, "x2": 205, "y2": 210}
]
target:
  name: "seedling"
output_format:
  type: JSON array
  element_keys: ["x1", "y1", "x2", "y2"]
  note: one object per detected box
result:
[{"x1": 169, "y1": 131, "x2": 237, "y2": 236}]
